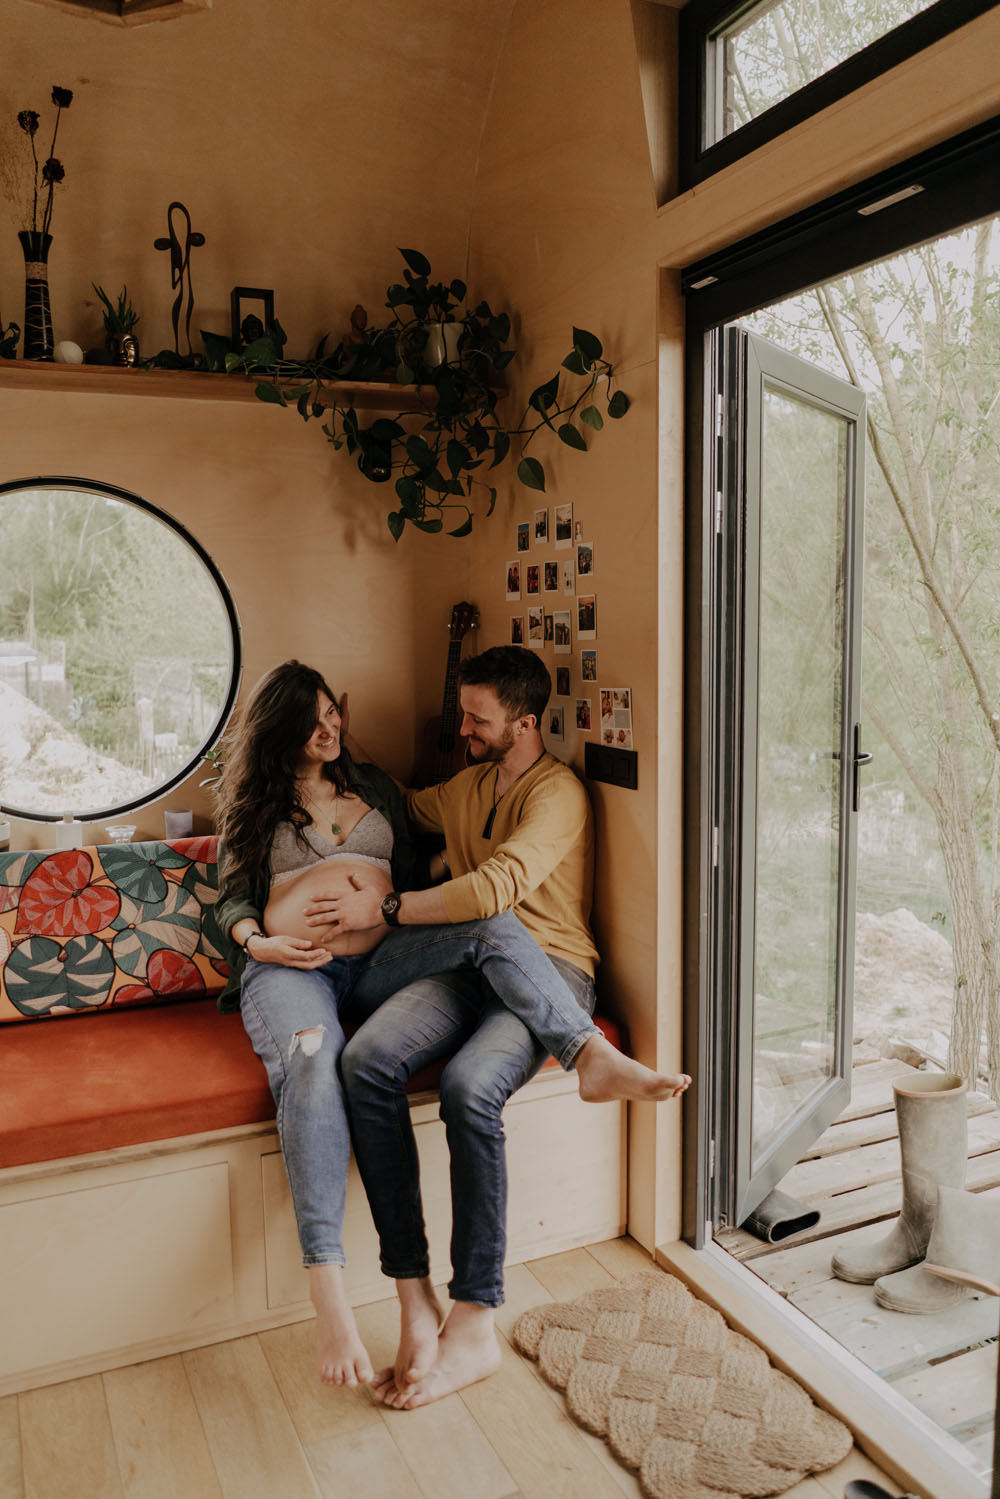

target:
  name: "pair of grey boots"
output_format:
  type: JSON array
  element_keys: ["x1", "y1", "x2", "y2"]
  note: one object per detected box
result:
[{"x1": 831, "y1": 1072, "x2": 1000, "y2": 1313}]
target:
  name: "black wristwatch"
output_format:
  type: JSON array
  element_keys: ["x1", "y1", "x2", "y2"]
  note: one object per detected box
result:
[{"x1": 380, "y1": 892, "x2": 402, "y2": 927}]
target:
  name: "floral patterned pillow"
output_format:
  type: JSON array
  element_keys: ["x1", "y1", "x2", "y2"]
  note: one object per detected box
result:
[{"x1": 0, "y1": 837, "x2": 229, "y2": 1022}]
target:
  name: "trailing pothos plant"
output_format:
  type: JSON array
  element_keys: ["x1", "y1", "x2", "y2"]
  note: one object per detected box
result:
[{"x1": 219, "y1": 249, "x2": 630, "y2": 541}]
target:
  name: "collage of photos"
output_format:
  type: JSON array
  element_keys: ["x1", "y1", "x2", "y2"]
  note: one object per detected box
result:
[{"x1": 506, "y1": 505, "x2": 633, "y2": 755}]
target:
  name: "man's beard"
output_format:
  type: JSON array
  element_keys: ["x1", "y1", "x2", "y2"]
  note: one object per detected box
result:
[{"x1": 466, "y1": 724, "x2": 516, "y2": 763}]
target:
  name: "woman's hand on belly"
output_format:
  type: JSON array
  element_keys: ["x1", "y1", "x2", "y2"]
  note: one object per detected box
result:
[{"x1": 246, "y1": 934, "x2": 334, "y2": 969}]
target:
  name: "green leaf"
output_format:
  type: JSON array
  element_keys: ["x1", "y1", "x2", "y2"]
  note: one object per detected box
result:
[
  {"x1": 450, "y1": 279, "x2": 467, "y2": 301},
  {"x1": 529, "y1": 373, "x2": 560, "y2": 412},
  {"x1": 485, "y1": 486, "x2": 498, "y2": 516},
  {"x1": 580, "y1": 404, "x2": 604, "y2": 430},
  {"x1": 396, "y1": 361, "x2": 415, "y2": 384},
  {"x1": 406, "y1": 434, "x2": 436, "y2": 469},
  {"x1": 399, "y1": 248, "x2": 432, "y2": 277},
  {"x1": 608, "y1": 390, "x2": 630, "y2": 419},
  {"x1": 387, "y1": 511, "x2": 405, "y2": 542},
  {"x1": 201, "y1": 329, "x2": 235, "y2": 372},
  {"x1": 490, "y1": 431, "x2": 511, "y2": 469},
  {"x1": 254, "y1": 382, "x2": 287, "y2": 406},
  {"x1": 517, "y1": 456, "x2": 546, "y2": 491},
  {"x1": 449, "y1": 514, "x2": 473, "y2": 537},
  {"x1": 371, "y1": 418, "x2": 405, "y2": 442},
  {"x1": 297, "y1": 390, "x2": 311, "y2": 419},
  {"x1": 558, "y1": 423, "x2": 588, "y2": 451},
  {"x1": 413, "y1": 516, "x2": 444, "y2": 533},
  {"x1": 561, "y1": 349, "x2": 588, "y2": 376},
  {"x1": 573, "y1": 327, "x2": 604, "y2": 363},
  {"x1": 446, "y1": 439, "x2": 471, "y2": 477}
]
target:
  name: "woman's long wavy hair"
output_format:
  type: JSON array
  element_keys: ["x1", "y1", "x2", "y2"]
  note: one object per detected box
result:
[{"x1": 215, "y1": 660, "x2": 353, "y2": 893}]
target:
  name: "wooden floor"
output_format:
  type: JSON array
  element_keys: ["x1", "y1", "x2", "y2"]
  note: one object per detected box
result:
[
  {"x1": 0, "y1": 1237, "x2": 904, "y2": 1499},
  {"x1": 718, "y1": 1057, "x2": 1000, "y2": 1488}
]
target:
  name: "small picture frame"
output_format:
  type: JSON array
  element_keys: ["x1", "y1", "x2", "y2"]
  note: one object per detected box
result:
[
  {"x1": 575, "y1": 698, "x2": 593, "y2": 732},
  {"x1": 526, "y1": 564, "x2": 540, "y2": 596},
  {"x1": 555, "y1": 503, "x2": 573, "y2": 549},
  {"x1": 506, "y1": 561, "x2": 522, "y2": 601},
  {"x1": 547, "y1": 706, "x2": 565, "y2": 743},
  {"x1": 580, "y1": 648, "x2": 597, "y2": 682},
  {"x1": 555, "y1": 665, "x2": 571, "y2": 696},
  {"x1": 517, "y1": 522, "x2": 530, "y2": 553},
  {"x1": 511, "y1": 615, "x2": 524, "y2": 645},
  {"x1": 527, "y1": 604, "x2": 545, "y2": 648},
  {"x1": 577, "y1": 593, "x2": 596, "y2": 640},
  {"x1": 231, "y1": 286, "x2": 275, "y2": 347},
  {"x1": 534, "y1": 507, "x2": 549, "y2": 544},
  {"x1": 544, "y1": 560, "x2": 559, "y2": 592}
]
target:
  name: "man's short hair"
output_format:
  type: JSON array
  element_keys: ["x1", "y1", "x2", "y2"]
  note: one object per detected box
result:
[{"x1": 458, "y1": 646, "x2": 551, "y2": 724}]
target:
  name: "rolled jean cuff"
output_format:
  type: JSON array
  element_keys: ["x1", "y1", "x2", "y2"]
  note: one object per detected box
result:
[
  {"x1": 448, "y1": 1279, "x2": 505, "y2": 1308},
  {"x1": 381, "y1": 1259, "x2": 431, "y2": 1282},
  {"x1": 301, "y1": 1251, "x2": 347, "y2": 1269},
  {"x1": 560, "y1": 1020, "x2": 600, "y2": 1070}
]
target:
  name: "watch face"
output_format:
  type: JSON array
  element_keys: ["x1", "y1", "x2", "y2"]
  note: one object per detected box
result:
[{"x1": 381, "y1": 893, "x2": 401, "y2": 922}]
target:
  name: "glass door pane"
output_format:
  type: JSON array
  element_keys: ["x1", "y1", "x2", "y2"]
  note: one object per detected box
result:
[
  {"x1": 730, "y1": 328, "x2": 866, "y2": 1225},
  {"x1": 752, "y1": 386, "x2": 846, "y2": 1166}
]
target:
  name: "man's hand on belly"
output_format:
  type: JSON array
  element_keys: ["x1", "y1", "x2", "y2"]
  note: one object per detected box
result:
[{"x1": 304, "y1": 872, "x2": 385, "y2": 933}]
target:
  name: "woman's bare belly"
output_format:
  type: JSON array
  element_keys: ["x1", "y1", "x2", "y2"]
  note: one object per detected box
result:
[{"x1": 264, "y1": 857, "x2": 393, "y2": 956}]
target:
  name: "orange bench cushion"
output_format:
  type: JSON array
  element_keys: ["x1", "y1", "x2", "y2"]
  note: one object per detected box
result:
[{"x1": 1, "y1": 999, "x2": 624, "y2": 1169}]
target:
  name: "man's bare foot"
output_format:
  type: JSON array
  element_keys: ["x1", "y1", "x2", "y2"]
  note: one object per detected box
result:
[
  {"x1": 309, "y1": 1264, "x2": 373, "y2": 1386},
  {"x1": 377, "y1": 1301, "x2": 502, "y2": 1410},
  {"x1": 370, "y1": 1276, "x2": 444, "y2": 1400},
  {"x1": 575, "y1": 1034, "x2": 692, "y2": 1104}
]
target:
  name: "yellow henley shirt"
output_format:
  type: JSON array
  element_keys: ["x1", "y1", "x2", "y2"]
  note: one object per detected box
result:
[{"x1": 405, "y1": 752, "x2": 598, "y2": 978}]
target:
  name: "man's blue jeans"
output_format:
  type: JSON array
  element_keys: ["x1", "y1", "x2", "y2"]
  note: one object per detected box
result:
[
  {"x1": 239, "y1": 913, "x2": 598, "y2": 1267},
  {"x1": 340, "y1": 955, "x2": 597, "y2": 1307}
]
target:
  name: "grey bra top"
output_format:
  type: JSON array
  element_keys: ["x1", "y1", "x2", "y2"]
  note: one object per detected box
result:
[{"x1": 269, "y1": 807, "x2": 393, "y2": 885}]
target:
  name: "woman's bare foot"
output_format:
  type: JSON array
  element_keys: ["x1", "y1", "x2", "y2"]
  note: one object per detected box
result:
[
  {"x1": 371, "y1": 1277, "x2": 444, "y2": 1401},
  {"x1": 575, "y1": 1034, "x2": 691, "y2": 1104},
  {"x1": 309, "y1": 1264, "x2": 373, "y2": 1386},
  {"x1": 377, "y1": 1302, "x2": 502, "y2": 1410}
]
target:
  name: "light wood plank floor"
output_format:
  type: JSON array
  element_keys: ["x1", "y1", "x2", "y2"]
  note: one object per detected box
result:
[
  {"x1": 0, "y1": 1237, "x2": 904, "y2": 1499},
  {"x1": 717, "y1": 1057, "x2": 999, "y2": 1488}
]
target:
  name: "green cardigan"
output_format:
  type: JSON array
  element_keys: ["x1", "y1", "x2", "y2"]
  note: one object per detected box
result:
[{"x1": 211, "y1": 759, "x2": 422, "y2": 1012}]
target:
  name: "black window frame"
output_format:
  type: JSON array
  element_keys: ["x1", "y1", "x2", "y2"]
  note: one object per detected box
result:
[
  {"x1": 679, "y1": 0, "x2": 997, "y2": 190},
  {"x1": 680, "y1": 113, "x2": 1000, "y2": 1248}
]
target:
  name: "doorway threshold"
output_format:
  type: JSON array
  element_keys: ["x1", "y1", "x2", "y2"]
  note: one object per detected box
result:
[{"x1": 657, "y1": 1237, "x2": 989, "y2": 1499}]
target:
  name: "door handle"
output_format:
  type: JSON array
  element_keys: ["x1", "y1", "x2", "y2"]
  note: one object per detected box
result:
[{"x1": 852, "y1": 726, "x2": 872, "y2": 813}]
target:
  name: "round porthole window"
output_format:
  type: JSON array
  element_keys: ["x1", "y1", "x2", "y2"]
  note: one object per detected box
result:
[{"x1": 0, "y1": 477, "x2": 240, "y2": 822}]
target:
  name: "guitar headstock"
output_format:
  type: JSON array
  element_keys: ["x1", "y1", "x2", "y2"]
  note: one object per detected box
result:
[{"x1": 449, "y1": 602, "x2": 479, "y2": 642}]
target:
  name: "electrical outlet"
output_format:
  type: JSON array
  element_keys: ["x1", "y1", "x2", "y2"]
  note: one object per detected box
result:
[{"x1": 584, "y1": 742, "x2": 638, "y2": 790}]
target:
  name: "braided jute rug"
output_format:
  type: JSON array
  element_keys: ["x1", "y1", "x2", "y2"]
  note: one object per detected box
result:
[{"x1": 512, "y1": 1270, "x2": 852, "y2": 1499}]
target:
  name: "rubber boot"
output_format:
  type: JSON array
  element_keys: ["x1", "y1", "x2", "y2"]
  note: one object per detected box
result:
[
  {"x1": 924, "y1": 1185, "x2": 1000, "y2": 1296},
  {"x1": 874, "y1": 1183, "x2": 999, "y2": 1313},
  {"x1": 831, "y1": 1072, "x2": 967, "y2": 1284}
]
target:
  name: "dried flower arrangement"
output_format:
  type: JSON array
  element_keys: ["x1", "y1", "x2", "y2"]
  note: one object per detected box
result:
[{"x1": 10, "y1": 86, "x2": 74, "y2": 236}]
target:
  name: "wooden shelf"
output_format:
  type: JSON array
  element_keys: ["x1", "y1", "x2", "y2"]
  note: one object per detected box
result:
[{"x1": 0, "y1": 359, "x2": 436, "y2": 411}]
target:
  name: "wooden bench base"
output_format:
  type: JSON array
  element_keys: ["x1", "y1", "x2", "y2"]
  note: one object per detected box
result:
[{"x1": 0, "y1": 1069, "x2": 625, "y2": 1396}]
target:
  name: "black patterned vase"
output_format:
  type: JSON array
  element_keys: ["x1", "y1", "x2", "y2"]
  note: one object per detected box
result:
[{"x1": 18, "y1": 230, "x2": 54, "y2": 361}]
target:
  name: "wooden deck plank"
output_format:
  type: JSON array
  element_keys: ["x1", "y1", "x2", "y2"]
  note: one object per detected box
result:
[
  {"x1": 783, "y1": 1109, "x2": 1000, "y2": 1202},
  {"x1": 793, "y1": 1285, "x2": 1000, "y2": 1380},
  {"x1": 801, "y1": 1089, "x2": 995, "y2": 1161},
  {"x1": 831, "y1": 1060, "x2": 918, "y2": 1122},
  {"x1": 889, "y1": 1343, "x2": 998, "y2": 1430},
  {"x1": 718, "y1": 1149, "x2": 1000, "y2": 1262}
]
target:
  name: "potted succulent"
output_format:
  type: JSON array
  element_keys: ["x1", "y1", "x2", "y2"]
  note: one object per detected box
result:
[
  {"x1": 226, "y1": 248, "x2": 630, "y2": 541},
  {"x1": 92, "y1": 283, "x2": 140, "y2": 366}
]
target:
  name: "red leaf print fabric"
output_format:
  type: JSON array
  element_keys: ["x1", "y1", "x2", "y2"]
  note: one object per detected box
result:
[
  {"x1": 146, "y1": 949, "x2": 205, "y2": 996},
  {"x1": 15, "y1": 851, "x2": 120, "y2": 937}
]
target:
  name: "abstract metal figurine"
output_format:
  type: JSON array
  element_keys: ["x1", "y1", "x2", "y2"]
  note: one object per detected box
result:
[{"x1": 153, "y1": 201, "x2": 205, "y2": 359}]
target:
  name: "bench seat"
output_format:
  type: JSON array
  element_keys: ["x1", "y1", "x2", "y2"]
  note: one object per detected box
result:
[{"x1": 1, "y1": 997, "x2": 624, "y2": 1169}]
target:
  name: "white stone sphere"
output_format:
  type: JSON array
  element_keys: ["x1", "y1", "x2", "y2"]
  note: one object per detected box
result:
[{"x1": 54, "y1": 340, "x2": 84, "y2": 364}]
